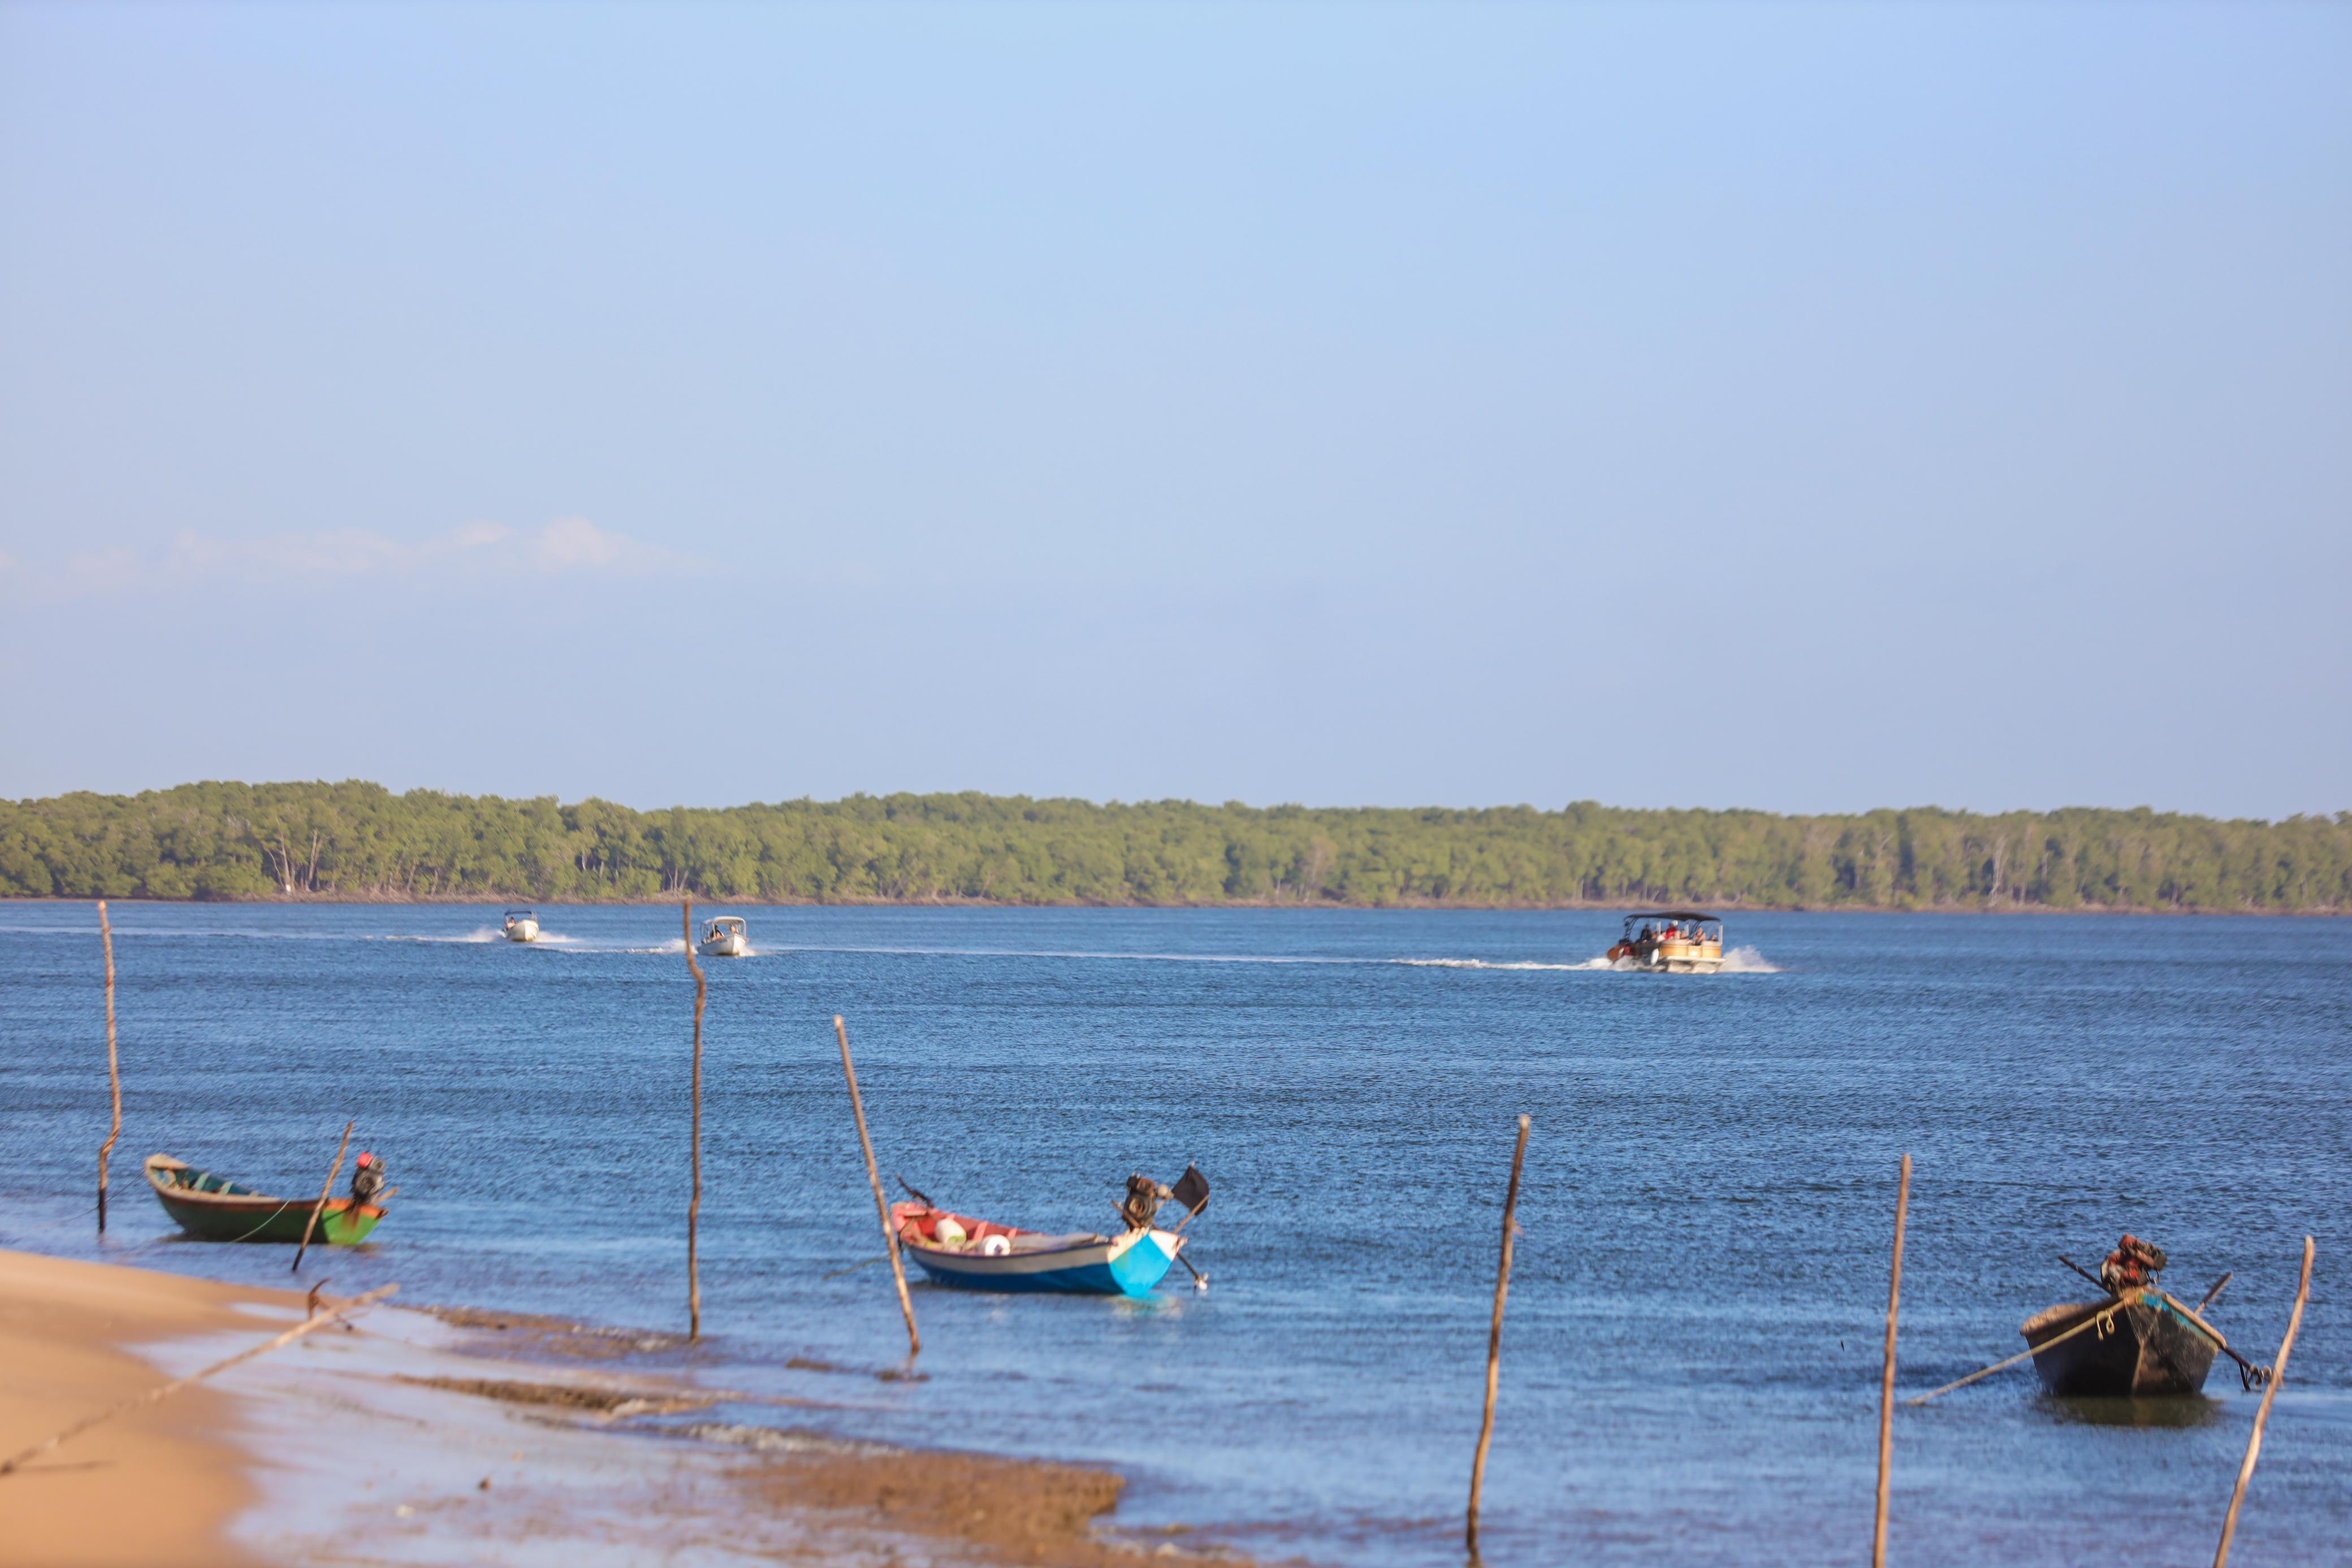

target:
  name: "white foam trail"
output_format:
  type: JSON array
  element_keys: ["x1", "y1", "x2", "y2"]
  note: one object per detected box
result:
[
  {"x1": 1393, "y1": 958, "x2": 1585, "y2": 972},
  {"x1": 1717, "y1": 945, "x2": 1780, "y2": 973}
]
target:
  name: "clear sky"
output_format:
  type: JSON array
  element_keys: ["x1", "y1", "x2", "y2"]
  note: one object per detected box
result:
[{"x1": 2, "y1": 2, "x2": 2345, "y2": 818}]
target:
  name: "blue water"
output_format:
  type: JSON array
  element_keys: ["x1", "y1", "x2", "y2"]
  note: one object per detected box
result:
[{"x1": 2, "y1": 904, "x2": 2345, "y2": 1565}]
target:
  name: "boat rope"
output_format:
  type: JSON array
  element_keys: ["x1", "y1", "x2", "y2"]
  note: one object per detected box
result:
[
  {"x1": 215, "y1": 1199, "x2": 308, "y2": 1245},
  {"x1": 1903, "y1": 1301, "x2": 2127, "y2": 1406},
  {"x1": 0, "y1": 1284, "x2": 398, "y2": 1477}
]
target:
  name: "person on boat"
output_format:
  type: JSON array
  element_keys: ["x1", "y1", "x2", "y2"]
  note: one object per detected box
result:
[
  {"x1": 2099, "y1": 1233, "x2": 2167, "y2": 1293},
  {"x1": 350, "y1": 1151, "x2": 385, "y2": 1208},
  {"x1": 1637, "y1": 922, "x2": 1655, "y2": 946}
]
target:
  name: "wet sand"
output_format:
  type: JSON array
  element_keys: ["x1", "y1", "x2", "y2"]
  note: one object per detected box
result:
[
  {"x1": 0, "y1": 1249, "x2": 262, "y2": 1566},
  {"x1": 0, "y1": 1249, "x2": 1238, "y2": 1566}
]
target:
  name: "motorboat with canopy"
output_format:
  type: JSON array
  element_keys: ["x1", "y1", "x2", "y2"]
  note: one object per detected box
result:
[
  {"x1": 1606, "y1": 911, "x2": 1725, "y2": 973},
  {"x1": 501, "y1": 908, "x2": 541, "y2": 943}
]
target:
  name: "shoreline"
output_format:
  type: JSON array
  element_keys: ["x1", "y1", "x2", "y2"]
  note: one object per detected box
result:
[
  {"x1": 2, "y1": 893, "x2": 2341, "y2": 916},
  {"x1": 0, "y1": 1248, "x2": 1242, "y2": 1567}
]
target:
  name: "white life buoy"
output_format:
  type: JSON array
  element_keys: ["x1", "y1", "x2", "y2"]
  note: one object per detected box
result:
[{"x1": 980, "y1": 1233, "x2": 1011, "y2": 1257}]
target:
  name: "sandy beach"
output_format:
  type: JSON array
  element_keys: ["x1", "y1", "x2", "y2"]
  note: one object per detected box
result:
[{"x1": 0, "y1": 1249, "x2": 1233, "y2": 1567}]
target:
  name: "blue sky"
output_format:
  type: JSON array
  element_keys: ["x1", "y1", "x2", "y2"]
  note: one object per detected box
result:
[{"x1": 2, "y1": 2, "x2": 2345, "y2": 818}]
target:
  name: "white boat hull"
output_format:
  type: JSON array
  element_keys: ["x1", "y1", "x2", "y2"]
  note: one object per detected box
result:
[
  {"x1": 505, "y1": 920, "x2": 540, "y2": 943},
  {"x1": 697, "y1": 934, "x2": 749, "y2": 958}
]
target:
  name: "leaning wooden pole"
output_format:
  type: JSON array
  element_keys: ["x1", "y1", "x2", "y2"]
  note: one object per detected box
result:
[
  {"x1": 291, "y1": 1120, "x2": 354, "y2": 1273},
  {"x1": 1465, "y1": 1112, "x2": 1530, "y2": 1558},
  {"x1": 1873, "y1": 1152, "x2": 1912, "y2": 1568},
  {"x1": 835, "y1": 1015, "x2": 919, "y2": 1358},
  {"x1": 2212, "y1": 1236, "x2": 2316, "y2": 1568},
  {"x1": 685, "y1": 902, "x2": 707, "y2": 1340},
  {"x1": 96, "y1": 900, "x2": 122, "y2": 1235}
]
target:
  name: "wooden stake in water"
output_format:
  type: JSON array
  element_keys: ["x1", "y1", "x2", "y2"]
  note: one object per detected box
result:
[
  {"x1": 685, "y1": 902, "x2": 707, "y2": 1340},
  {"x1": 96, "y1": 900, "x2": 122, "y2": 1236},
  {"x1": 2212, "y1": 1236, "x2": 2316, "y2": 1568},
  {"x1": 1874, "y1": 1152, "x2": 1912, "y2": 1568},
  {"x1": 1465, "y1": 1112, "x2": 1530, "y2": 1558},
  {"x1": 291, "y1": 1120, "x2": 354, "y2": 1272},
  {"x1": 835, "y1": 1015, "x2": 919, "y2": 1359}
]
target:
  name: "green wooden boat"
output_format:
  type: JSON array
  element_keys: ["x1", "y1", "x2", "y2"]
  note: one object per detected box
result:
[{"x1": 144, "y1": 1153, "x2": 387, "y2": 1244}]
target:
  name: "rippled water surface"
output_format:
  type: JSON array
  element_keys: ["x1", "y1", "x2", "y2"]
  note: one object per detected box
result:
[{"x1": 3, "y1": 904, "x2": 2345, "y2": 1565}]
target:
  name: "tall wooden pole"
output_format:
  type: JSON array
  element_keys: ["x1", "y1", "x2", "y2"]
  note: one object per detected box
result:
[
  {"x1": 291, "y1": 1120, "x2": 353, "y2": 1272},
  {"x1": 2212, "y1": 1236, "x2": 2316, "y2": 1568},
  {"x1": 836, "y1": 1015, "x2": 919, "y2": 1359},
  {"x1": 1873, "y1": 1153, "x2": 1912, "y2": 1568},
  {"x1": 96, "y1": 901, "x2": 122, "y2": 1235},
  {"x1": 1465, "y1": 1112, "x2": 1530, "y2": 1558},
  {"x1": 685, "y1": 902, "x2": 706, "y2": 1340}
]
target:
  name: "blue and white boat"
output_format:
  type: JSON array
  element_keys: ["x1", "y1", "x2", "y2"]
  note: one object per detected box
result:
[{"x1": 888, "y1": 1201, "x2": 1186, "y2": 1296}]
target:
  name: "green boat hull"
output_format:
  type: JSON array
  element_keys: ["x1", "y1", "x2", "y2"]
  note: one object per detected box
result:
[
  {"x1": 145, "y1": 1155, "x2": 386, "y2": 1244},
  {"x1": 154, "y1": 1193, "x2": 383, "y2": 1244}
]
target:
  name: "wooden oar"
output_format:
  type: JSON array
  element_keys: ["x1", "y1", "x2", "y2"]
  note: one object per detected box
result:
[
  {"x1": 1905, "y1": 1300, "x2": 2125, "y2": 1406},
  {"x1": 2156, "y1": 1289, "x2": 2269, "y2": 1388},
  {"x1": 1171, "y1": 1246, "x2": 1209, "y2": 1292},
  {"x1": 2057, "y1": 1254, "x2": 2107, "y2": 1292},
  {"x1": 2197, "y1": 1272, "x2": 2234, "y2": 1312}
]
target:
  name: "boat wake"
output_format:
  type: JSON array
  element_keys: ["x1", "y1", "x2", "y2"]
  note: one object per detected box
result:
[
  {"x1": 1555, "y1": 946, "x2": 1782, "y2": 973},
  {"x1": 1392, "y1": 958, "x2": 1588, "y2": 972},
  {"x1": 771, "y1": 943, "x2": 1640, "y2": 974}
]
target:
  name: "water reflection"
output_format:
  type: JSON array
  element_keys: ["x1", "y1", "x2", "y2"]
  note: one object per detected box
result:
[{"x1": 2041, "y1": 1394, "x2": 2222, "y2": 1429}]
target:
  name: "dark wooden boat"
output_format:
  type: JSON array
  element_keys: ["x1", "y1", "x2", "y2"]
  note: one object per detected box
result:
[
  {"x1": 144, "y1": 1153, "x2": 387, "y2": 1244},
  {"x1": 2021, "y1": 1290, "x2": 2219, "y2": 1397}
]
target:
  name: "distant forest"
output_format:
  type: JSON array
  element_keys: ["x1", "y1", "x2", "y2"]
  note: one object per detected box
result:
[{"x1": 2, "y1": 781, "x2": 2346, "y2": 913}]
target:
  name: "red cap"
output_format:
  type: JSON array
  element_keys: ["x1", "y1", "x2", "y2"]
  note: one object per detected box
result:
[{"x1": 355, "y1": 1152, "x2": 374, "y2": 1167}]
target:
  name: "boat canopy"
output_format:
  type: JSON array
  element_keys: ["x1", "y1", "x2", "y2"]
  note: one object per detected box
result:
[
  {"x1": 504, "y1": 908, "x2": 536, "y2": 918},
  {"x1": 1622, "y1": 909, "x2": 1722, "y2": 933},
  {"x1": 703, "y1": 916, "x2": 746, "y2": 932}
]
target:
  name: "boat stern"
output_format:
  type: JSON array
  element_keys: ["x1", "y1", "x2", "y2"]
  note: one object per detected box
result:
[{"x1": 1104, "y1": 1228, "x2": 1183, "y2": 1297}]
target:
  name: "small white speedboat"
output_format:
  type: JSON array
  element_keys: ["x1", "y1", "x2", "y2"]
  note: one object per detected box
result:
[
  {"x1": 501, "y1": 908, "x2": 541, "y2": 943},
  {"x1": 697, "y1": 916, "x2": 749, "y2": 958}
]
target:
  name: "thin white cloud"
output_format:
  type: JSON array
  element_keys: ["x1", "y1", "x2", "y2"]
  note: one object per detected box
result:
[{"x1": 12, "y1": 519, "x2": 704, "y2": 599}]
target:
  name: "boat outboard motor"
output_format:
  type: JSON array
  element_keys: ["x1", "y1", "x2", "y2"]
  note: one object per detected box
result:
[
  {"x1": 2100, "y1": 1233, "x2": 2167, "y2": 1294},
  {"x1": 1121, "y1": 1173, "x2": 1170, "y2": 1232},
  {"x1": 350, "y1": 1152, "x2": 384, "y2": 1207}
]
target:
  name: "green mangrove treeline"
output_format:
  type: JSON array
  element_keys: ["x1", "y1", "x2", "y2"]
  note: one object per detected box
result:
[{"x1": 2, "y1": 781, "x2": 2345, "y2": 912}]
